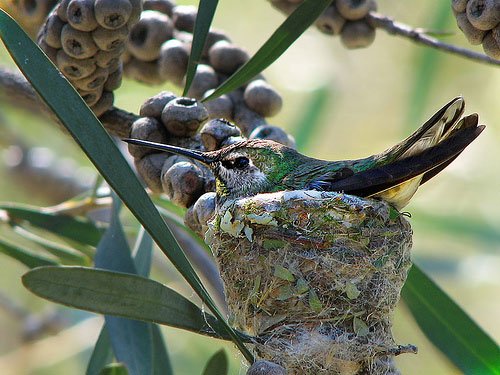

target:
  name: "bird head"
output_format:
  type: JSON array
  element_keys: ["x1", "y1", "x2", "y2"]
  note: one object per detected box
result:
[{"x1": 124, "y1": 138, "x2": 294, "y2": 200}]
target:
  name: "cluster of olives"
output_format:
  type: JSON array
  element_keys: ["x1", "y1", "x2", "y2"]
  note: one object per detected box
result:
[
  {"x1": 270, "y1": 0, "x2": 378, "y2": 49},
  {"x1": 36, "y1": 0, "x2": 143, "y2": 116},
  {"x1": 121, "y1": 1, "x2": 284, "y2": 134},
  {"x1": 452, "y1": 0, "x2": 500, "y2": 59}
]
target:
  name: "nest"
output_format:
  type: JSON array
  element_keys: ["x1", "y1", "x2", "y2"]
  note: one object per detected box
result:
[{"x1": 206, "y1": 191, "x2": 415, "y2": 374}]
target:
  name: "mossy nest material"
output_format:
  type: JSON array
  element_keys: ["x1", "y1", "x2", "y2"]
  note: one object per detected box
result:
[{"x1": 206, "y1": 190, "x2": 415, "y2": 375}]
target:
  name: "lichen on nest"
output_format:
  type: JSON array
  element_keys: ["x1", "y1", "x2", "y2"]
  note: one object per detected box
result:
[{"x1": 207, "y1": 190, "x2": 416, "y2": 374}]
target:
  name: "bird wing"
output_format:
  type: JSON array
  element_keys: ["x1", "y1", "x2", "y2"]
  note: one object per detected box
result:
[
  {"x1": 375, "y1": 97, "x2": 465, "y2": 164},
  {"x1": 326, "y1": 115, "x2": 484, "y2": 209}
]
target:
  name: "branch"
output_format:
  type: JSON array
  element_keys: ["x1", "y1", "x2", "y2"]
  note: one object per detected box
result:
[
  {"x1": 0, "y1": 66, "x2": 138, "y2": 138},
  {"x1": 368, "y1": 12, "x2": 500, "y2": 67}
]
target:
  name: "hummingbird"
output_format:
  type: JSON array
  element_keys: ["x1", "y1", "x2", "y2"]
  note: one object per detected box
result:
[{"x1": 124, "y1": 97, "x2": 484, "y2": 210}]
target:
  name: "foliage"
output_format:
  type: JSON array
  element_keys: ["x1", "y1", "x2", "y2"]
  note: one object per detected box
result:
[{"x1": 0, "y1": 1, "x2": 498, "y2": 374}]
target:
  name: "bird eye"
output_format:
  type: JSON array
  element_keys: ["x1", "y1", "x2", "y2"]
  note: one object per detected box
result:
[
  {"x1": 234, "y1": 156, "x2": 249, "y2": 169},
  {"x1": 221, "y1": 156, "x2": 250, "y2": 170}
]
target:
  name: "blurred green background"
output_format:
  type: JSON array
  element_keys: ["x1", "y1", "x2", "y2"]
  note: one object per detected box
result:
[{"x1": 0, "y1": 1, "x2": 499, "y2": 374}]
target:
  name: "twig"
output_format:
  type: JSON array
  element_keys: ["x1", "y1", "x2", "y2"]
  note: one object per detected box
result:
[
  {"x1": 368, "y1": 12, "x2": 500, "y2": 67},
  {"x1": 0, "y1": 289, "x2": 29, "y2": 318},
  {"x1": 0, "y1": 66, "x2": 139, "y2": 138}
]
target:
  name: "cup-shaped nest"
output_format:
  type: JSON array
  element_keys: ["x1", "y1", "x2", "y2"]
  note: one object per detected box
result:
[{"x1": 206, "y1": 190, "x2": 414, "y2": 374}]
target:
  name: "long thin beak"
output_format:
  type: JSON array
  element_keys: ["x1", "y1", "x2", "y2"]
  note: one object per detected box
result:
[{"x1": 123, "y1": 138, "x2": 215, "y2": 164}]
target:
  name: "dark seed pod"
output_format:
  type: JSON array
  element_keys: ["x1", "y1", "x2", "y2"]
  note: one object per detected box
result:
[
  {"x1": 95, "y1": 47, "x2": 124, "y2": 69},
  {"x1": 128, "y1": 117, "x2": 169, "y2": 158},
  {"x1": 19, "y1": 0, "x2": 57, "y2": 26},
  {"x1": 336, "y1": 0, "x2": 372, "y2": 21},
  {"x1": 128, "y1": 10, "x2": 174, "y2": 61},
  {"x1": 95, "y1": 0, "x2": 132, "y2": 30},
  {"x1": 208, "y1": 40, "x2": 250, "y2": 74},
  {"x1": 173, "y1": 29, "x2": 193, "y2": 44},
  {"x1": 172, "y1": 5, "x2": 197, "y2": 32},
  {"x1": 72, "y1": 66, "x2": 109, "y2": 90},
  {"x1": 135, "y1": 152, "x2": 168, "y2": 193},
  {"x1": 202, "y1": 29, "x2": 231, "y2": 57},
  {"x1": 122, "y1": 49, "x2": 132, "y2": 63},
  {"x1": 78, "y1": 87, "x2": 103, "y2": 106},
  {"x1": 202, "y1": 91, "x2": 234, "y2": 121},
  {"x1": 44, "y1": 13, "x2": 65, "y2": 49},
  {"x1": 250, "y1": 125, "x2": 296, "y2": 148},
  {"x1": 92, "y1": 25, "x2": 129, "y2": 51},
  {"x1": 243, "y1": 80, "x2": 283, "y2": 117},
  {"x1": 57, "y1": 0, "x2": 71, "y2": 22},
  {"x1": 315, "y1": 5, "x2": 346, "y2": 35},
  {"x1": 340, "y1": 20, "x2": 376, "y2": 49},
  {"x1": 187, "y1": 64, "x2": 219, "y2": 99},
  {"x1": 161, "y1": 154, "x2": 193, "y2": 172},
  {"x1": 185, "y1": 192, "x2": 216, "y2": 235},
  {"x1": 247, "y1": 360, "x2": 287, "y2": 375},
  {"x1": 128, "y1": 0, "x2": 144, "y2": 25},
  {"x1": 140, "y1": 91, "x2": 177, "y2": 118},
  {"x1": 161, "y1": 97, "x2": 209, "y2": 137},
  {"x1": 143, "y1": 0, "x2": 176, "y2": 16},
  {"x1": 200, "y1": 118, "x2": 241, "y2": 151},
  {"x1": 158, "y1": 39, "x2": 190, "y2": 84},
  {"x1": 67, "y1": 0, "x2": 98, "y2": 32},
  {"x1": 268, "y1": 0, "x2": 298, "y2": 15},
  {"x1": 56, "y1": 49, "x2": 97, "y2": 78},
  {"x1": 123, "y1": 58, "x2": 162, "y2": 84},
  {"x1": 90, "y1": 90, "x2": 114, "y2": 117},
  {"x1": 61, "y1": 24, "x2": 99, "y2": 59},
  {"x1": 231, "y1": 95, "x2": 267, "y2": 136},
  {"x1": 466, "y1": 0, "x2": 500, "y2": 31},
  {"x1": 221, "y1": 135, "x2": 246, "y2": 148},
  {"x1": 493, "y1": 24, "x2": 500, "y2": 44},
  {"x1": 39, "y1": 41, "x2": 59, "y2": 62},
  {"x1": 482, "y1": 31, "x2": 500, "y2": 59},
  {"x1": 452, "y1": 0, "x2": 467, "y2": 13},
  {"x1": 456, "y1": 12, "x2": 486, "y2": 45},
  {"x1": 161, "y1": 161, "x2": 205, "y2": 208},
  {"x1": 103, "y1": 65, "x2": 123, "y2": 91}
]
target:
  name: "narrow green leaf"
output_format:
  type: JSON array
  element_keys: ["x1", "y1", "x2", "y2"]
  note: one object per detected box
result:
[
  {"x1": 203, "y1": 0, "x2": 331, "y2": 102},
  {"x1": 152, "y1": 196, "x2": 186, "y2": 218},
  {"x1": 105, "y1": 317, "x2": 152, "y2": 375},
  {"x1": 95, "y1": 194, "x2": 153, "y2": 375},
  {"x1": 132, "y1": 226, "x2": 153, "y2": 278},
  {"x1": 86, "y1": 326, "x2": 114, "y2": 375},
  {"x1": 152, "y1": 325, "x2": 173, "y2": 375},
  {"x1": 94, "y1": 196, "x2": 135, "y2": 274},
  {"x1": 274, "y1": 265, "x2": 295, "y2": 282},
  {"x1": 12, "y1": 225, "x2": 89, "y2": 265},
  {"x1": 155, "y1": 204, "x2": 210, "y2": 251},
  {"x1": 0, "y1": 11, "x2": 250, "y2": 360},
  {"x1": 22, "y1": 266, "x2": 246, "y2": 341},
  {"x1": 0, "y1": 203, "x2": 104, "y2": 246},
  {"x1": 99, "y1": 363, "x2": 129, "y2": 375},
  {"x1": 183, "y1": 0, "x2": 219, "y2": 96},
  {"x1": 202, "y1": 349, "x2": 228, "y2": 375},
  {"x1": 402, "y1": 265, "x2": 500, "y2": 375},
  {"x1": 292, "y1": 85, "x2": 331, "y2": 152},
  {"x1": 0, "y1": 236, "x2": 57, "y2": 268}
]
